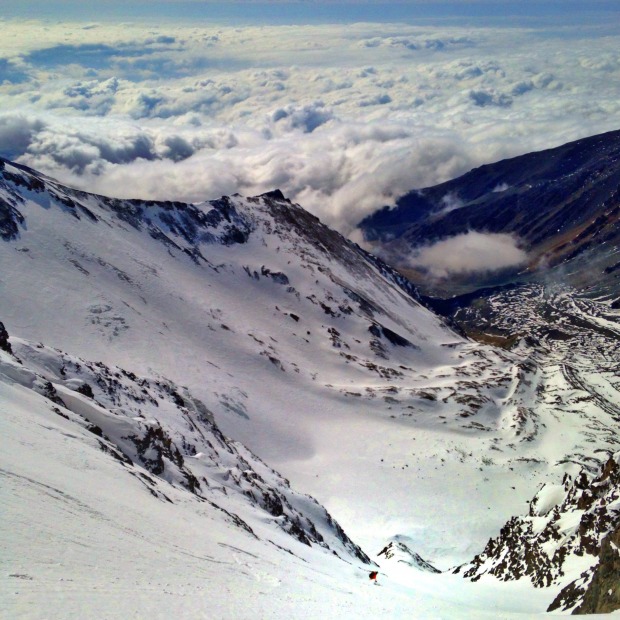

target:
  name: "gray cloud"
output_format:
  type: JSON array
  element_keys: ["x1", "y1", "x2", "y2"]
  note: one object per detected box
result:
[
  {"x1": 47, "y1": 77, "x2": 120, "y2": 116},
  {"x1": 359, "y1": 93, "x2": 392, "y2": 107},
  {"x1": 160, "y1": 135, "x2": 195, "y2": 162},
  {"x1": 361, "y1": 35, "x2": 476, "y2": 53},
  {"x1": 1, "y1": 114, "x2": 159, "y2": 173},
  {"x1": 271, "y1": 101, "x2": 334, "y2": 133},
  {"x1": 0, "y1": 115, "x2": 46, "y2": 160},
  {"x1": 469, "y1": 89, "x2": 512, "y2": 107}
]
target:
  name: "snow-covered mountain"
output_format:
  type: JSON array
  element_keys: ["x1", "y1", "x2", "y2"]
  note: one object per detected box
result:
[
  {"x1": 1, "y1": 326, "x2": 370, "y2": 563},
  {"x1": 377, "y1": 539, "x2": 441, "y2": 573},
  {"x1": 2, "y1": 155, "x2": 619, "y2": 616}
]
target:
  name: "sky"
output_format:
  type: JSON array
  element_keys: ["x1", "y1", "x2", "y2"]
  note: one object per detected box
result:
[
  {"x1": 3, "y1": 2, "x2": 620, "y2": 26},
  {"x1": 1, "y1": 1, "x2": 619, "y2": 239}
]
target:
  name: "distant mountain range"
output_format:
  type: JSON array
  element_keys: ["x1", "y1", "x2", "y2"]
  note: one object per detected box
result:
[{"x1": 360, "y1": 129, "x2": 620, "y2": 299}]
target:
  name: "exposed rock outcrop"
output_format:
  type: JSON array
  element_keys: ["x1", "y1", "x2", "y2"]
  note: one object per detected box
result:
[
  {"x1": 456, "y1": 454, "x2": 620, "y2": 612},
  {"x1": 378, "y1": 540, "x2": 441, "y2": 573},
  {"x1": 549, "y1": 523, "x2": 620, "y2": 615},
  {"x1": 0, "y1": 321, "x2": 12, "y2": 354},
  {"x1": 573, "y1": 524, "x2": 620, "y2": 614}
]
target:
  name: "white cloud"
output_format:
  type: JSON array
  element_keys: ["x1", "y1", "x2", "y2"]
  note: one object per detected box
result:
[
  {"x1": 436, "y1": 192, "x2": 465, "y2": 216},
  {"x1": 408, "y1": 231, "x2": 528, "y2": 278},
  {"x1": 0, "y1": 18, "x2": 618, "y2": 237}
]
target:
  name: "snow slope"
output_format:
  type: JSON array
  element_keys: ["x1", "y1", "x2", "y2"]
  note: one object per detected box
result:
[
  {"x1": 0, "y1": 342, "x2": 564, "y2": 619},
  {"x1": 1, "y1": 158, "x2": 619, "y2": 615},
  {"x1": 0, "y1": 157, "x2": 529, "y2": 562}
]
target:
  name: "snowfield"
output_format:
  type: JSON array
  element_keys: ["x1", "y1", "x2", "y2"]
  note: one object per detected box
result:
[
  {"x1": 0, "y1": 366, "x2": 566, "y2": 620},
  {"x1": 1, "y1": 158, "x2": 619, "y2": 617}
]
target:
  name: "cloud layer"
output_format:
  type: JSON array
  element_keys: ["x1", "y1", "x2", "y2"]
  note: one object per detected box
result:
[{"x1": 0, "y1": 18, "x2": 619, "y2": 237}]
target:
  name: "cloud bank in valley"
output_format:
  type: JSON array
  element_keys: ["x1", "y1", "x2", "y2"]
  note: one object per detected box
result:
[
  {"x1": 0, "y1": 18, "x2": 619, "y2": 238},
  {"x1": 407, "y1": 231, "x2": 528, "y2": 278}
]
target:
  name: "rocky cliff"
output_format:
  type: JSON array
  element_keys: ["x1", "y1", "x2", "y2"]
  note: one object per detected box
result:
[{"x1": 456, "y1": 454, "x2": 620, "y2": 612}]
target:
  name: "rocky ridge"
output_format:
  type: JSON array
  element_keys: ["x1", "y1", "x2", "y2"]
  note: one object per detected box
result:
[
  {"x1": 377, "y1": 540, "x2": 441, "y2": 573},
  {"x1": 456, "y1": 453, "x2": 620, "y2": 612},
  {"x1": 0, "y1": 322, "x2": 371, "y2": 565},
  {"x1": 569, "y1": 523, "x2": 620, "y2": 614}
]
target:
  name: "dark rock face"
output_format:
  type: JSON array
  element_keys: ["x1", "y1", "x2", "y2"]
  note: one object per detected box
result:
[
  {"x1": 573, "y1": 525, "x2": 620, "y2": 614},
  {"x1": 548, "y1": 522, "x2": 620, "y2": 615},
  {"x1": 260, "y1": 265, "x2": 289, "y2": 285},
  {"x1": 0, "y1": 321, "x2": 12, "y2": 354},
  {"x1": 369, "y1": 323, "x2": 416, "y2": 348},
  {"x1": 457, "y1": 454, "x2": 620, "y2": 612},
  {"x1": 0, "y1": 198, "x2": 24, "y2": 241},
  {"x1": 76, "y1": 382, "x2": 94, "y2": 398}
]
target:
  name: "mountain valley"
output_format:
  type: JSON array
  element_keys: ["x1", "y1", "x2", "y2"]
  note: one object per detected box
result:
[{"x1": 1, "y1": 136, "x2": 619, "y2": 617}]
